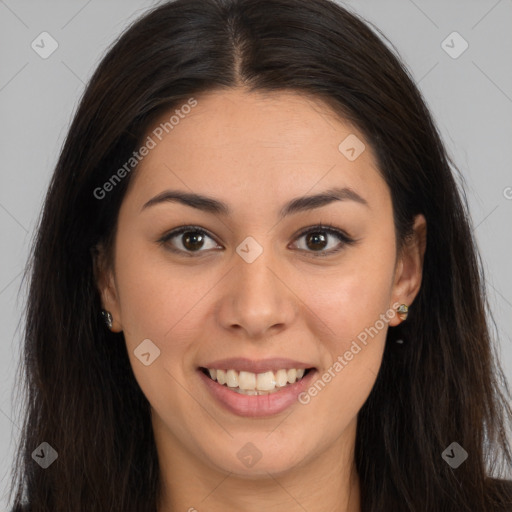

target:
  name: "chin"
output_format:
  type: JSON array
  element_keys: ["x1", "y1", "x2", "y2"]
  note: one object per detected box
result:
[{"x1": 201, "y1": 435, "x2": 314, "y2": 478}]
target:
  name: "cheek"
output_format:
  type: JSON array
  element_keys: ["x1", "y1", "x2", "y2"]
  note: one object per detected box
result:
[
  {"x1": 112, "y1": 239, "x2": 211, "y2": 427},
  {"x1": 294, "y1": 233, "x2": 396, "y2": 404},
  {"x1": 300, "y1": 244, "x2": 396, "y2": 346},
  {"x1": 112, "y1": 234, "x2": 209, "y2": 356}
]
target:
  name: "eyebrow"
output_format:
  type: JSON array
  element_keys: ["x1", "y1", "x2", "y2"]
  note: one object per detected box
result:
[{"x1": 141, "y1": 186, "x2": 369, "y2": 218}]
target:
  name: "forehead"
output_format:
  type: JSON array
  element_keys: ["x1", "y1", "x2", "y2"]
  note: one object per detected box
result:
[{"x1": 123, "y1": 88, "x2": 389, "y2": 214}]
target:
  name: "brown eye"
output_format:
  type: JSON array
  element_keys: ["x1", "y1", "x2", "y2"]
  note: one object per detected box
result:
[
  {"x1": 181, "y1": 231, "x2": 206, "y2": 251},
  {"x1": 304, "y1": 232, "x2": 328, "y2": 251},
  {"x1": 159, "y1": 226, "x2": 221, "y2": 255},
  {"x1": 292, "y1": 225, "x2": 355, "y2": 257}
]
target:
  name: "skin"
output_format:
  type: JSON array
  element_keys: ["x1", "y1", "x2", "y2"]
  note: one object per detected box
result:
[{"x1": 95, "y1": 88, "x2": 426, "y2": 512}]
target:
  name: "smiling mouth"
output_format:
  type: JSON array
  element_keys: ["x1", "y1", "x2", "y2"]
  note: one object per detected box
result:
[{"x1": 199, "y1": 367, "x2": 314, "y2": 395}]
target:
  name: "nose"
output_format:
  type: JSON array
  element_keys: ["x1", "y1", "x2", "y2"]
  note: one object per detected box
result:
[{"x1": 216, "y1": 247, "x2": 298, "y2": 340}]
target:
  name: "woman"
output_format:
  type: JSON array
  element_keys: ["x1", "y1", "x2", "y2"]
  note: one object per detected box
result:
[{"x1": 8, "y1": 0, "x2": 512, "y2": 510}]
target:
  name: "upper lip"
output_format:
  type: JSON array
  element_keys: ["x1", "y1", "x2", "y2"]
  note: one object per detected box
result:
[{"x1": 200, "y1": 357, "x2": 315, "y2": 374}]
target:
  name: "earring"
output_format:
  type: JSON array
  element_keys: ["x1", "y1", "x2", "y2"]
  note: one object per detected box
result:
[
  {"x1": 397, "y1": 304, "x2": 409, "y2": 322},
  {"x1": 101, "y1": 310, "x2": 113, "y2": 330}
]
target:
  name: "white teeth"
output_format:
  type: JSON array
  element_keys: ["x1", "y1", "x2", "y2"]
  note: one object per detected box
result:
[
  {"x1": 238, "y1": 371, "x2": 256, "y2": 390},
  {"x1": 205, "y1": 367, "x2": 309, "y2": 392},
  {"x1": 216, "y1": 369, "x2": 226, "y2": 385},
  {"x1": 275, "y1": 369, "x2": 288, "y2": 387},
  {"x1": 226, "y1": 369, "x2": 238, "y2": 388},
  {"x1": 256, "y1": 371, "x2": 276, "y2": 391}
]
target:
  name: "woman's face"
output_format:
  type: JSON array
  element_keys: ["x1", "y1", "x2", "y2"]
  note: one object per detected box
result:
[{"x1": 97, "y1": 88, "x2": 425, "y2": 479}]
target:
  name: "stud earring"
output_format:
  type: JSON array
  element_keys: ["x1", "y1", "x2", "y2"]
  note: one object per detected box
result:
[
  {"x1": 397, "y1": 304, "x2": 409, "y2": 322},
  {"x1": 101, "y1": 310, "x2": 113, "y2": 330}
]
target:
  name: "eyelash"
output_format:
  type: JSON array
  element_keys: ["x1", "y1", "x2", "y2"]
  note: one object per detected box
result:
[{"x1": 157, "y1": 223, "x2": 356, "y2": 258}]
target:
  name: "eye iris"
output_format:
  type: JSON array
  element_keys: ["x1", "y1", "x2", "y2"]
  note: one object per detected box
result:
[
  {"x1": 183, "y1": 231, "x2": 205, "y2": 251},
  {"x1": 306, "y1": 232, "x2": 327, "y2": 251}
]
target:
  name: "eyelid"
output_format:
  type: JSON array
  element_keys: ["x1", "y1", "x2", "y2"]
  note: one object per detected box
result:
[
  {"x1": 158, "y1": 223, "x2": 356, "y2": 257},
  {"x1": 292, "y1": 223, "x2": 353, "y2": 244}
]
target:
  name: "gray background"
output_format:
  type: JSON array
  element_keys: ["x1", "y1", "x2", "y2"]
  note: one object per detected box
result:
[{"x1": 1, "y1": 0, "x2": 511, "y2": 508}]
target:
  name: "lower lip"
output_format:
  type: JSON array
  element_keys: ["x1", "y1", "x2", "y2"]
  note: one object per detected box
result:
[{"x1": 198, "y1": 369, "x2": 317, "y2": 417}]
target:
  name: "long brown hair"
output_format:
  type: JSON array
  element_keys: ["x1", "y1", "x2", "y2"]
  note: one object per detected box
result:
[{"x1": 8, "y1": 0, "x2": 512, "y2": 510}]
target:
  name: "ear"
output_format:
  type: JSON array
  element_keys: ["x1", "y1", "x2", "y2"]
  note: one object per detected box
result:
[
  {"x1": 91, "y1": 243, "x2": 123, "y2": 332},
  {"x1": 388, "y1": 214, "x2": 427, "y2": 326}
]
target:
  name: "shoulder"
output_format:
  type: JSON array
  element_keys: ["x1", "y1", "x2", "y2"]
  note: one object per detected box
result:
[{"x1": 487, "y1": 478, "x2": 512, "y2": 511}]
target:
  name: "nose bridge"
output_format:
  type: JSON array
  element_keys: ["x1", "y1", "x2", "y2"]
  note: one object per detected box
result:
[
  {"x1": 220, "y1": 234, "x2": 296, "y2": 337},
  {"x1": 235, "y1": 235, "x2": 281, "y2": 306}
]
